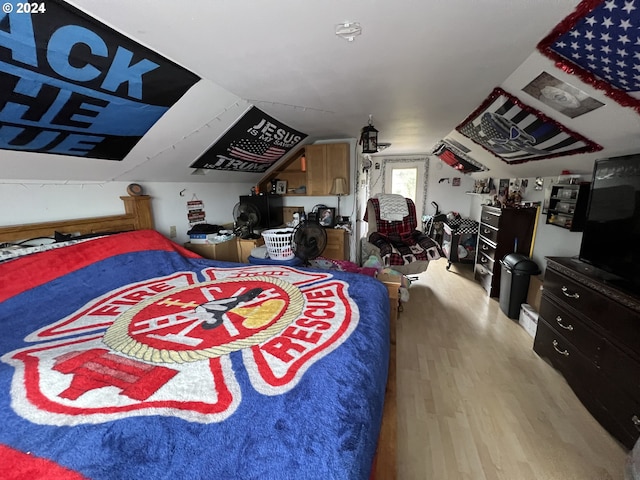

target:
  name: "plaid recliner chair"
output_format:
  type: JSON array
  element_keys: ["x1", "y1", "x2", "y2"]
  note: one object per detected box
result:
[{"x1": 362, "y1": 197, "x2": 443, "y2": 275}]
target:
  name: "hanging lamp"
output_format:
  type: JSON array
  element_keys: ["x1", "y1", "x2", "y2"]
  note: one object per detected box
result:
[{"x1": 360, "y1": 115, "x2": 378, "y2": 154}]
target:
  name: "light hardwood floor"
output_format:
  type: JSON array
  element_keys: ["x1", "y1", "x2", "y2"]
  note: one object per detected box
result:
[{"x1": 397, "y1": 258, "x2": 628, "y2": 480}]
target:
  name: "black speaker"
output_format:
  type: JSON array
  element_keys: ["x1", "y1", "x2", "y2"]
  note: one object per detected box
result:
[{"x1": 238, "y1": 195, "x2": 284, "y2": 229}]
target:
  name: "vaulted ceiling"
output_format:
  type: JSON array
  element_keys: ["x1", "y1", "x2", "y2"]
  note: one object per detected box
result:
[{"x1": 2, "y1": 0, "x2": 640, "y2": 184}]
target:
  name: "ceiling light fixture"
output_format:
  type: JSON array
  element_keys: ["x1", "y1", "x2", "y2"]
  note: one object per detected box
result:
[
  {"x1": 360, "y1": 115, "x2": 378, "y2": 154},
  {"x1": 335, "y1": 22, "x2": 362, "y2": 42}
]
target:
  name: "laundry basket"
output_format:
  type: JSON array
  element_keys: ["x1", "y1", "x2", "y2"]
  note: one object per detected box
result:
[{"x1": 261, "y1": 228, "x2": 295, "y2": 260}]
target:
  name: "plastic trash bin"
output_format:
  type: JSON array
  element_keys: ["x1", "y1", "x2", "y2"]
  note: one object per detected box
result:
[{"x1": 499, "y1": 253, "x2": 540, "y2": 319}]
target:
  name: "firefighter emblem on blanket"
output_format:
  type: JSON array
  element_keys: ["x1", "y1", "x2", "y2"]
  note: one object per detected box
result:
[{"x1": 2, "y1": 267, "x2": 358, "y2": 425}]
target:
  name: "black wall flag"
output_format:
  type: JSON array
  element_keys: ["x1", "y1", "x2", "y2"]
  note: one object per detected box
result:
[
  {"x1": 0, "y1": 0, "x2": 199, "y2": 160},
  {"x1": 190, "y1": 106, "x2": 307, "y2": 173}
]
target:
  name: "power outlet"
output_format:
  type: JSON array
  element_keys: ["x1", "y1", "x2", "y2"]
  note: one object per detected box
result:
[{"x1": 169, "y1": 226, "x2": 177, "y2": 238}]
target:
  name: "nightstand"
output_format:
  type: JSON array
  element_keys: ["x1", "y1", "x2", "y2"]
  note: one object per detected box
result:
[{"x1": 323, "y1": 228, "x2": 348, "y2": 261}]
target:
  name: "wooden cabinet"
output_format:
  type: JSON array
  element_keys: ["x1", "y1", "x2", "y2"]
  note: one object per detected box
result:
[
  {"x1": 305, "y1": 143, "x2": 350, "y2": 195},
  {"x1": 546, "y1": 182, "x2": 590, "y2": 231},
  {"x1": 323, "y1": 228, "x2": 348, "y2": 261},
  {"x1": 259, "y1": 143, "x2": 350, "y2": 196},
  {"x1": 474, "y1": 205, "x2": 538, "y2": 297},
  {"x1": 183, "y1": 239, "x2": 239, "y2": 262},
  {"x1": 237, "y1": 237, "x2": 264, "y2": 263},
  {"x1": 533, "y1": 257, "x2": 640, "y2": 449}
]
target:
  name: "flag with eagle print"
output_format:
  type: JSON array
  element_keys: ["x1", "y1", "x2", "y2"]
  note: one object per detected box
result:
[{"x1": 456, "y1": 87, "x2": 602, "y2": 164}]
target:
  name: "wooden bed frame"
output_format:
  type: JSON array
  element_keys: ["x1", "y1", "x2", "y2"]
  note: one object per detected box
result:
[
  {"x1": 0, "y1": 195, "x2": 397, "y2": 479},
  {"x1": 0, "y1": 195, "x2": 153, "y2": 243}
]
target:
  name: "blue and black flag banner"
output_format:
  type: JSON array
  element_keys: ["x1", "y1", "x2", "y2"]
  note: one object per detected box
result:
[
  {"x1": 190, "y1": 106, "x2": 307, "y2": 173},
  {"x1": 0, "y1": 0, "x2": 199, "y2": 159},
  {"x1": 456, "y1": 88, "x2": 601, "y2": 164}
]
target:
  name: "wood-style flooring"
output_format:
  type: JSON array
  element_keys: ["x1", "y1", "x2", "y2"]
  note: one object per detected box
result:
[{"x1": 396, "y1": 259, "x2": 628, "y2": 480}]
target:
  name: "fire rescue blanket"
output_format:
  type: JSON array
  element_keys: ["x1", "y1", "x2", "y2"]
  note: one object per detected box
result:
[{"x1": 0, "y1": 230, "x2": 391, "y2": 480}]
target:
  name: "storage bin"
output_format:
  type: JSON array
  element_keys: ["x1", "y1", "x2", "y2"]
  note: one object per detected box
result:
[{"x1": 519, "y1": 303, "x2": 539, "y2": 338}]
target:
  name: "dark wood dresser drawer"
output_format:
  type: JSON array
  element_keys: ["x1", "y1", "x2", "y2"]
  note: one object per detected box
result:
[
  {"x1": 478, "y1": 224, "x2": 499, "y2": 244},
  {"x1": 474, "y1": 262, "x2": 493, "y2": 295},
  {"x1": 544, "y1": 268, "x2": 640, "y2": 352},
  {"x1": 480, "y1": 208, "x2": 501, "y2": 229},
  {"x1": 599, "y1": 339, "x2": 640, "y2": 399},
  {"x1": 533, "y1": 319, "x2": 594, "y2": 390},
  {"x1": 477, "y1": 238, "x2": 497, "y2": 262},
  {"x1": 539, "y1": 295, "x2": 604, "y2": 365},
  {"x1": 595, "y1": 374, "x2": 640, "y2": 449}
]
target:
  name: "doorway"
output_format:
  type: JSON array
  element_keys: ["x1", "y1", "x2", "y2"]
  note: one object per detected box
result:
[{"x1": 380, "y1": 157, "x2": 429, "y2": 218}]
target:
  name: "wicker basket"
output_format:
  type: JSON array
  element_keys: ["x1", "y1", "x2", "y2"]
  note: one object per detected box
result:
[{"x1": 261, "y1": 228, "x2": 295, "y2": 260}]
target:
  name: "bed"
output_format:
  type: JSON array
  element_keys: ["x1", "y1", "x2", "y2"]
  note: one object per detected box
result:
[{"x1": 0, "y1": 196, "x2": 398, "y2": 480}]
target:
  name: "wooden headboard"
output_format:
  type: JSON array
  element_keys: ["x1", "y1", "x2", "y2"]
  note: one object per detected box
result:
[{"x1": 0, "y1": 195, "x2": 154, "y2": 243}]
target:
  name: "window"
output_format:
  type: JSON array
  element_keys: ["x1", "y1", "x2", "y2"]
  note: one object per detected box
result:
[{"x1": 391, "y1": 167, "x2": 417, "y2": 203}]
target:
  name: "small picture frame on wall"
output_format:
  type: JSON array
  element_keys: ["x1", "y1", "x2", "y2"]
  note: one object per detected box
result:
[
  {"x1": 275, "y1": 180, "x2": 287, "y2": 195},
  {"x1": 318, "y1": 207, "x2": 336, "y2": 228}
]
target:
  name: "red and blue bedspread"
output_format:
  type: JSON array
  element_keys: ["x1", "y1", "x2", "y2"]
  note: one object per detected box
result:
[{"x1": 0, "y1": 230, "x2": 391, "y2": 479}]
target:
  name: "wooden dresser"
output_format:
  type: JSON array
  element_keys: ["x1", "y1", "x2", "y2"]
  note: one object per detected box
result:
[
  {"x1": 533, "y1": 257, "x2": 640, "y2": 449},
  {"x1": 474, "y1": 205, "x2": 538, "y2": 297},
  {"x1": 323, "y1": 228, "x2": 349, "y2": 261}
]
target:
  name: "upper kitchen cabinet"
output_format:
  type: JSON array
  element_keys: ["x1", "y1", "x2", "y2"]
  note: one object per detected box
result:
[{"x1": 259, "y1": 143, "x2": 350, "y2": 196}]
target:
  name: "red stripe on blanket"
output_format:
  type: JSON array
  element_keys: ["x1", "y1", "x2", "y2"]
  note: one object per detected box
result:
[
  {"x1": 0, "y1": 230, "x2": 200, "y2": 303},
  {"x1": 0, "y1": 444, "x2": 88, "y2": 480}
]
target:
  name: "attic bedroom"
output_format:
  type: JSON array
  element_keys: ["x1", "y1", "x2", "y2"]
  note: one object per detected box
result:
[{"x1": 1, "y1": 0, "x2": 640, "y2": 479}]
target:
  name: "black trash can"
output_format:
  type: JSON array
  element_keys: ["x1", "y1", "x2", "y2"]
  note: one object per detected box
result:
[{"x1": 499, "y1": 253, "x2": 540, "y2": 319}]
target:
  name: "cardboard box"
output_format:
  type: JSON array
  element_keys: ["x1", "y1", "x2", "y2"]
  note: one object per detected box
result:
[
  {"x1": 519, "y1": 303, "x2": 539, "y2": 338},
  {"x1": 527, "y1": 274, "x2": 543, "y2": 313},
  {"x1": 184, "y1": 239, "x2": 239, "y2": 262}
]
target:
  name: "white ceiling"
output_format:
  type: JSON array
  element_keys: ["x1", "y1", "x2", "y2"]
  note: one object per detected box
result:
[{"x1": 4, "y1": 0, "x2": 640, "y2": 184}]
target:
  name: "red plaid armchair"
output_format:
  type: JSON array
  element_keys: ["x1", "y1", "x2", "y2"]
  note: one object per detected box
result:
[{"x1": 362, "y1": 196, "x2": 442, "y2": 275}]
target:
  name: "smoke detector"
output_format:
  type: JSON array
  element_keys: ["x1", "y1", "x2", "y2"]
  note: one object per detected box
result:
[{"x1": 335, "y1": 22, "x2": 362, "y2": 42}]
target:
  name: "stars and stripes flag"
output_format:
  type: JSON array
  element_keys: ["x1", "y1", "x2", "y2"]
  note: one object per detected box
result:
[
  {"x1": 456, "y1": 88, "x2": 602, "y2": 164},
  {"x1": 228, "y1": 139, "x2": 286, "y2": 164},
  {"x1": 538, "y1": 0, "x2": 640, "y2": 112}
]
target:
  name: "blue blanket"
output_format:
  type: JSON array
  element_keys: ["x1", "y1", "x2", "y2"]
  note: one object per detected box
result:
[{"x1": 0, "y1": 230, "x2": 390, "y2": 480}]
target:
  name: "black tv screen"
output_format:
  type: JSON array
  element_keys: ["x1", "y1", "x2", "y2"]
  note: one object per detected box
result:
[{"x1": 579, "y1": 154, "x2": 640, "y2": 296}]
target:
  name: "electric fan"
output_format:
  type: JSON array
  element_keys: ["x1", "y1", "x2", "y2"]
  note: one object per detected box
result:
[
  {"x1": 232, "y1": 202, "x2": 261, "y2": 239},
  {"x1": 291, "y1": 221, "x2": 328, "y2": 264}
]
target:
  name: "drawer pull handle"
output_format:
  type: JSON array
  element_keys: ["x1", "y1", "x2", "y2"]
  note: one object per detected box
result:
[
  {"x1": 552, "y1": 340, "x2": 569, "y2": 357},
  {"x1": 556, "y1": 316, "x2": 574, "y2": 331},
  {"x1": 633, "y1": 415, "x2": 640, "y2": 431},
  {"x1": 561, "y1": 286, "x2": 580, "y2": 299}
]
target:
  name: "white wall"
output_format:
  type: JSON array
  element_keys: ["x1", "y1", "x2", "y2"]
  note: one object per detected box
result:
[
  {"x1": 0, "y1": 180, "x2": 253, "y2": 245},
  {"x1": 0, "y1": 138, "x2": 359, "y2": 257},
  {"x1": 466, "y1": 176, "x2": 584, "y2": 273}
]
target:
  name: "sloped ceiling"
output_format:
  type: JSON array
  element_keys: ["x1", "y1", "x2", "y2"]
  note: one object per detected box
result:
[{"x1": 2, "y1": 0, "x2": 640, "y2": 183}]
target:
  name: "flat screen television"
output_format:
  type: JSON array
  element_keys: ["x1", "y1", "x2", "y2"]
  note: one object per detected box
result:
[{"x1": 579, "y1": 153, "x2": 640, "y2": 297}]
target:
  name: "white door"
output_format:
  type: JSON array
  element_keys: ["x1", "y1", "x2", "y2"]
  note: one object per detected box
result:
[{"x1": 383, "y1": 159, "x2": 426, "y2": 218}]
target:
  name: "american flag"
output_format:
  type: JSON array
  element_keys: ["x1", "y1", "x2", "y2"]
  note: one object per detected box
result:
[
  {"x1": 456, "y1": 88, "x2": 601, "y2": 164},
  {"x1": 228, "y1": 139, "x2": 286, "y2": 164},
  {"x1": 539, "y1": 0, "x2": 640, "y2": 110}
]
